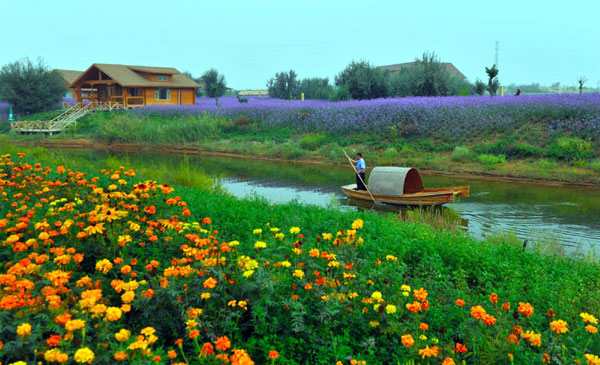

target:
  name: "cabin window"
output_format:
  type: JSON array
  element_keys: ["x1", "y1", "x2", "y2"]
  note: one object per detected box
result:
[
  {"x1": 112, "y1": 86, "x2": 123, "y2": 97},
  {"x1": 157, "y1": 75, "x2": 168, "y2": 81},
  {"x1": 129, "y1": 88, "x2": 140, "y2": 97},
  {"x1": 155, "y1": 88, "x2": 170, "y2": 100}
]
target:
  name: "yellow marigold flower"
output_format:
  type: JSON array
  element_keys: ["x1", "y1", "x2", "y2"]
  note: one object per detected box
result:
[
  {"x1": 243, "y1": 270, "x2": 255, "y2": 278},
  {"x1": 401, "y1": 334, "x2": 414, "y2": 347},
  {"x1": 348, "y1": 292, "x2": 358, "y2": 299},
  {"x1": 280, "y1": 261, "x2": 291, "y2": 267},
  {"x1": 186, "y1": 319, "x2": 198, "y2": 329},
  {"x1": 238, "y1": 300, "x2": 247, "y2": 309},
  {"x1": 201, "y1": 292, "x2": 211, "y2": 300},
  {"x1": 518, "y1": 302, "x2": 534, "y2": 317},
  {"x1": 369, "y1": 321, "x2": 379, "y2": 327},
  {"x1": 385, "y1": 255, "x2": 398, "y2": 261},
  {"x1": 39, "y1": 231, "x2": 50, "y2": 240},
  {"x1": 371, "y1": 291, "x2": 382, "y2": 300},
  {"x1": 292, "y1": 248, "x2": 303, "y2": 255},
  {"x1": 253, "y1": 229, "x2": 262, "y2": 235},
  {"x1": 402, "y1": 291, "x2": 410, "y2": 297},
  {"x1": 585, "y1": 354, "x2": 600, "y2": 365},
  {"x1": 309, "y1": 248, "x2": 320, "y2": 257},
  {"x1": 16, "y1": 322, "x2": 32, "y2": 337},
  {"x1": 321, "y1": 295, "x2": 330, "y2": 302},
  {"x1": 386, "y1": 304, "x2": 397, "y2": 314},
  {"x1": 74, "y1": 347, "x2": 95, "y2": 363},
  {"x1": 203, "y1": 277, "x2": 217, "y2": 289},
  {"x1": 105, "y1": 307, "x2": 123, "y2": 322},
  {"x1": 351, "y1": 219, "x2": 363, "y2": 229},
  {"x1": 91, "y1": 304, "x2": 107, "y2": 317},
  {"x1": 121, "y1": 291, "x2": 135, "y2": 303},
  {"x1": 418, "y1": 345, "x2": 439, "y2": 359},
  {"x1": 274, "y1": 233, "x2": 285, "y2": 240},
  {"x1": 322, "y1": 233, "x2": 333, "y2": 240},
  {"x1": 550, "y1": 319, "x2": 568, "y2": 334},
  {"x1": 95, "y1": 259, "x2": 113, "y2": 274},
  {"x1": 270, "y1": 227, "x2": 280, "y2": 232},
  {"x1": 420, "y1": 334, "x2": 428, "y2": 340},
  {"x1": 400, "y1": 285, "x2": 411, "y2": 292},
  {"x1": 254, "y1": 241, "x2": 267, "y2": 249},
  {"x1": 6, "y1": 234, "x2": 20, "y2": 243},
  {"x1": 228, "y1": 240, "x2": 240, "y2": 247},
  {"x1": 65, "y1": 319, "x2": 86, "y2": 332},
  {"x1": 228, "y1": 300, "x2": 237, "y2": 307},
  {"x1": 108, "y1": 184, "x2": 117, "y2": 191},
  {"x1": 115, "y1": 328, "x2": 131, "y2": 342},
  {"x1": 289, "y1": 227, "x2": 301, "y2": 234},
  {"x1": 293, "y1": 270, "x2": 305, "y2": 279},
  {"x1": 581, "y1": 312, "x2": 599, "y2": 324}
]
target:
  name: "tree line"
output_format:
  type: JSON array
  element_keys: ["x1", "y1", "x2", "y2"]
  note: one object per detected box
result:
[{"x1": 267, "y1": 52, "x2": 502, "y2": 101}]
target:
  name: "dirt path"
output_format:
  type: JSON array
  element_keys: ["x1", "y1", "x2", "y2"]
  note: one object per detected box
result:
[{"x1": 13, "y1": 138, "x2": 600, "y2": 189}]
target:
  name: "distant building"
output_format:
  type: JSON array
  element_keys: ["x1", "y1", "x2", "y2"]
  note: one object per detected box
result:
[
  {"x1": 70, "y1": 64, "x2": 201, "y2": 106},
  {"x1": 377, "y1": 62, "x2": 467, "y2": 79},
  {"x1": 238, "y1": 89, "x2": 269, "y2": 96}
]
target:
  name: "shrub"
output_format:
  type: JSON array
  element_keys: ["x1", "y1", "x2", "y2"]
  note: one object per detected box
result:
[
  {"x1": 334, "y1": 60, "x2": 388, "y2": 100},
  {"x1": 299, "y1": 133, "x2": 328, "y2": 151},
  {"x1": 0, "y1": 57, "x2": 66, "y2": 114},
  {"x1": 547, "y1": 137, "x2": 594, "y2": 161},
  {"x1": 451, "y1": 146, "x2": 474, "y2": 162},
  {"x1": 537, "y1": 158, "x2": 558, "y2": 171},
  {"x1": 235, "y1": 115, "x2": 252, "y2": 130},
  {"x1": 589, "y1": 159, "x2": 600, "y2": 173},
  {"x1": 478, "y1": 153, "x2": 506, "y2": 167}
]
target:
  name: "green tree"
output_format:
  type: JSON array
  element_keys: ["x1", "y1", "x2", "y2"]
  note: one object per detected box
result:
[
  {"x1": 485, "y1": 64, "x2": 499, "y2": 96},
  {"x1": 298, "y1": 77, "x2": 332, "y2": 99},
  {"x1": 335, "y1": 61, "x2": 388, "y2": 100},
  {"x1": 267, "y1": 70, "x2": 299, "y2": 99},
  {"x1": 0, "y1": 57, "x2": 66, "y2": 114},
  {"x1": 474, "y1": 78, "x2": 486, "y2": 96},
  {"x1": 201, "y1": 69, "x2": 227, "y2": 105},
  {"x1": 577, "y1": 76, "x2": 587, "y2": 94}
]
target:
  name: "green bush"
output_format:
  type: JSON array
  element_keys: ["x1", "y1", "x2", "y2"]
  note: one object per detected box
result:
[
  {"x1": 478, "y1": 153, "x2": 506, "y2": 167},
  {"x1": 504, "y1": 143, "x2": 544, "y2": 158},
  {"x1": 451, "y1": 146, "x2": 474, "y2": 162},
  {"x1": 537, "y1": 158, "x2": 558, "y2": 171},
  {"x1": 299, "y1": 133, "x2": 328, "y2": 151},
  {"x1": 547, "y1": 137, "x2": 594, "y2": 161},
  {"x1": 589, "y1": 159, "x2": 600, "y2": 173}
]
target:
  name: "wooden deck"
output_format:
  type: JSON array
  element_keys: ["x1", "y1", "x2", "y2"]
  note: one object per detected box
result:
[{"x1": 10, "y1": 101, "x2": 129, "y2": 134}]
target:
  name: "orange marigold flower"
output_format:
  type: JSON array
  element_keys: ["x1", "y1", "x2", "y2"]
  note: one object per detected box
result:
[
  {"x1": 455, "y1": 343, "x2": 467, "y2": 353},
  {"x1": 418, "y1": 345, "x2": 439, "y2": 359},
  {"x1": 585, "y1": 325, "x2": 598, "y2": 334},
  {"x1": 200, "y1": 342, "x2": 215, "y2": 357},
  {"x1": 114, "y1": 351, "x2": 127, "y2": 361},
  {"x1": 455, "y1": 299, "x2": 465, "y2": 307},
  {"x1": 406, "y1": 301, "x2": 422, "y2": 313},
  {"x1": 470, "y1": 306, "x2": 486, "y2": 320},
  {"x1": 502, "y1": 302, "x2": 511, "y2": 311},
  {"x1": 189, "y1": 329, "x2": 200, "y2": 339},
  {"x1": 550, "y1": 319, "x2": 568, "y2": 334},
  {"x1": 152, "y1": 356, "x2": 161, "y2": 362},
  {"x1": 482, "y1": 314, "x2": 497, "y2": 325},
  {"x1": 46, "y1": 334, "x2": 62, "y2": 347},
  {"x1": 268, "y1": 350, "x2": 280, "y2": 359},
  {"x1": 215, "y1": 336, "x2": 231, "y2": 351},
  {"x1": 168, "y1": 350, "x2": 177, "y2": 359},
  {"x1": 518, "y1": 302, "x2": 534, "y2": 317},
  {"x1": 413, "y1": 288, "x2": 428, "y2": 302},
  {"x1": 419, "y1": 323, "x2": 429, "y2": 331},
  {"x1": 401, "y1": 334, "x2": 414, "y2": 347},
  {"x1": 442, "y1": 358, "x2": 456, "y2": 365},
  {"x1": 203, "y1": 277, "x2": 217, "y2": 289},
  {"x1": 489, "y1": 293, "x2": 498, "y2": 303}
]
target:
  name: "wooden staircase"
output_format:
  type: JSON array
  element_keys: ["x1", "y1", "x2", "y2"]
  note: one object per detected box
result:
[{"x1": 10, "y1": 101, "x2": 125, "y2": 134}]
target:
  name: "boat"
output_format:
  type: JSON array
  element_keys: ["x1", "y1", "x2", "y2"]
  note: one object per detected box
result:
[{"x1": 341, "y1": 167, "x2": 469, "y2": 206}]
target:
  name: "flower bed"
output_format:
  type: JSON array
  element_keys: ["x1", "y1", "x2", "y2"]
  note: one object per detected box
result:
[{"x1": 0, "y1": 153, "x2": 599, "y2": 364}]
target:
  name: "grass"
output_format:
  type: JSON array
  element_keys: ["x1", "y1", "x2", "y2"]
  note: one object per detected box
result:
[{"x1": 5, "y1": 109, "x2": 600, "y2": 185}]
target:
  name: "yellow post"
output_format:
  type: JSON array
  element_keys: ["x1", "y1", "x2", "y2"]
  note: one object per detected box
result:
[
  {"x1": 301, "y1": 92, "x2": 304, "y2": 101},
  {"x1": 499, "y1": 86, "x2": 504, "y2": 97}
]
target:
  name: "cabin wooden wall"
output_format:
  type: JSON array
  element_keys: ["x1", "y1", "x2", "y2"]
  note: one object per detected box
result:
[
  {"x1": 142, "y1": 88, "x2": 196, "y2": 105},
  {"x1": 180, "y1": 89, "x2": 195, "y2": 104},
  {"x1": 138, "y1": 72, "x2": 173, "y2": 82}
]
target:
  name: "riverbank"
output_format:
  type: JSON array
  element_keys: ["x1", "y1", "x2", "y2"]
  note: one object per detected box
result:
[
  {"x1": 1, "y1": 149, "x2": 599, "y2": 363},
  {"x1": 12, "y1": 136, "x2": 600, "y2": 188}
]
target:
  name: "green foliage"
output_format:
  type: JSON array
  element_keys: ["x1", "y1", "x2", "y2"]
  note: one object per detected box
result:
[
  {"x1": 334, "y1": 60, "x2": 388, "y2": 100},
  {"x1": 589, "y1": 159, "x2": 600, "y2": 173},
  {"x1": 474, "y1": 78, "x2": 486, "y2": 95},
  {"x1": 0, "y1": 57, "x2": 67, "y2": 114},
  {"x1": 478, "y1": 153, "x2": 506, "y2": 167},
  {"x1": 485, "y1": 64, "x2": 499, "y2": 96},
  {"x1": 451, "y1": 146, "x2": 475, "y2": 162},
  {"x1": 547, "y1": 137, "x2": 594, "y2": 161},
  {"x1": 329, "y1": 85, "x2": 351, "y2": 101},
  {"x1": 201, "y1": 68, "x2": 227, "y2": 99},
  {"x1": 299, "y1": 133, "x2": 328, "y2": 151},
  {"x1": 267, "y1": 70, "x2": 299, "y2": 100},
  {"x1": 298, "y1": 77, "x2": 332, "y2": 100}
]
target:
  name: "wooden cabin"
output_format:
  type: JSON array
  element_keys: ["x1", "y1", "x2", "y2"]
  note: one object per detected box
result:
[
  {"x1": 54, "y1": 69, "x2": 95, "y2": 99},
  {"x1": 70, "y1": 64, "x2": 201, "y2": 107}
]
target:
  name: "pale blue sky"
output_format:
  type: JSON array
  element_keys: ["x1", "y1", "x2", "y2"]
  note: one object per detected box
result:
[{"x1": 1, "y1": 0, "x2": 598, "y2": 89}]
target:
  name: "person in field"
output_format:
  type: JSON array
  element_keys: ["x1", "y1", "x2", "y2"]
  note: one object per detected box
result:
[{"x1": 350, "y1": 153, "x2": 367, "y2": 190}]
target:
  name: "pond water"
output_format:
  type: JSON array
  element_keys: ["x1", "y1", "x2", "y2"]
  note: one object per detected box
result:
[{"x1": 58, "y1": 149, "x2": 600, "y2": 255}]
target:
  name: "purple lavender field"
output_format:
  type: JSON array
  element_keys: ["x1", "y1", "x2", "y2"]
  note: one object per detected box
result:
[
  {"x1": 0, "y1": 101, "x2": 8, "y2": 122},
  {"x1": 130, "y1": 94, "x2": 600, "y2": 140}
]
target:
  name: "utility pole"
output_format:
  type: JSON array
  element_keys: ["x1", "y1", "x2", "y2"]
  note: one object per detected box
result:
[{"x1": 495, "y1": 41, "x2": 499, "y2": 67}]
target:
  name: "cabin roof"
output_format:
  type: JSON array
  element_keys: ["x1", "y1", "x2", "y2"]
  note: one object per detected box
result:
[
  {"x1": 54, "y1": 69, "x2": 83, "y2": 85},
  {"x1": 71, "y1": 63, "x2": 201, "y2": 88},
  {"x1": 368, "y1": 167, "x2": 424, "y2": 196}
]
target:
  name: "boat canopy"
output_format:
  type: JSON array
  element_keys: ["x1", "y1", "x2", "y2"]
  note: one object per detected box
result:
[{"x1": 368, "y1": 167, "x2": 424, "y2": 196}]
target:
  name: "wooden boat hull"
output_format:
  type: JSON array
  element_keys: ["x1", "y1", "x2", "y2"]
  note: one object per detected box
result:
[{"x1": 341, "y1": 184, "x2": 469, "y2": 206}]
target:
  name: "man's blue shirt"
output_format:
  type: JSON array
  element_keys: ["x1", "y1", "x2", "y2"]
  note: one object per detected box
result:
[{"x1": 356, "y1": 158, "x2": 365, "y2": 172}]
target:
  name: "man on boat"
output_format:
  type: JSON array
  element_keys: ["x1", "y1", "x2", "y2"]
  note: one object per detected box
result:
[{"x1": 351, "y1": 153, "x2": 367, "y2": 191}]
